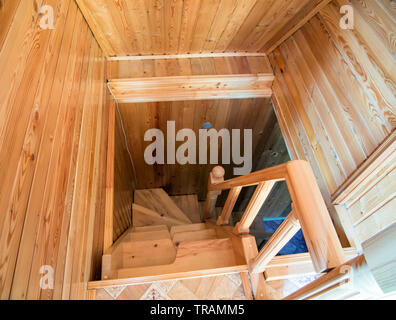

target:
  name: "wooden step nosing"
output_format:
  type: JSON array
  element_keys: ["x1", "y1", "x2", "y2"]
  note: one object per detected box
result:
[{"x1": 89, "y1": 265, "x2": 248, "y2": 289}]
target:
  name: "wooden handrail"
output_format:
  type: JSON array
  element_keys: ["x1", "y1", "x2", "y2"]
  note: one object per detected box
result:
[
  {"x1": 208, "y1": 162, "x2": 287, "y2": 191},
  {"x1": 204, "y1": 160, "x2": 346, "y2": 275}
]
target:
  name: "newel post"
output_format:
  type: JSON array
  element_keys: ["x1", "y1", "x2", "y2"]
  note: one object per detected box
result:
[{"x1": 203, "y1": 166, "x2": 225, "y2": 221}]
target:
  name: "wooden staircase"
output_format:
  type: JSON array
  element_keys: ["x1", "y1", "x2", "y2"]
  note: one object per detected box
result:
[
  {"x1": 89, "y1": 161, "x2": 379, "y2": 300},
  {"x1": 101, "y1": 188, "x2": 249, "y2": 286}
]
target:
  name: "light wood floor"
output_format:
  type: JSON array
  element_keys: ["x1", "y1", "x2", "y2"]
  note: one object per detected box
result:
[
  {"x1": 94, "y1": 273, "x2": 320, "y2": 300},
  {"x1": 95, "y1": 274, "x2": 247, "y2": 300}
]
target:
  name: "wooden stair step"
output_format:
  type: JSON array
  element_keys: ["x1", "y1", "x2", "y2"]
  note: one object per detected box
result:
[
  {"x1": 117, "y1": 239, "x2": 177, "y2": 269},
  {"x1": 134, "y1": 189, "x2": 192, "y2": 224},
  {"x1": 132, "y1": 225, "x2": 168, "y2": 233},
  {"x1": 116, "y1": 238, "x2": 244, "y2": 280},
  {"x1": 132, "y1": 204, "x2": 188, "y2": 229},
  {"x1": 170, "y1": 223, "x2": 208, "y2": 238},
  {"x1": 172, "y1": 229, "x2": 217, "y2": 244},
  {"x1": 127, "y1": 229, "x2": 171, "y2": 242},
  {"x1": 96, "y1": 235, "x2": 259, "y2": 287},
  {"x1": 171, "y1": 194, "x2": 201, "y2": 223}
]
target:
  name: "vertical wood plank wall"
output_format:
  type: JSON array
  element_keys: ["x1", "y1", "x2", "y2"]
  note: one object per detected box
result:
[
  {"x1": 269, "y1": 0, "x2": 396, "y2": 245},
  {"x1": 113, "y1": 103, "x2": 135, "y2": 242},
  {"x1": 0, "y1": 0, "x2": 108, "y2": 299}
]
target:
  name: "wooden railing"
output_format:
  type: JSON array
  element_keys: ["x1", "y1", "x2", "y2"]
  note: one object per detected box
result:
[{"x1": 203, "y1": 160, "x2": 346, "y2": 274}]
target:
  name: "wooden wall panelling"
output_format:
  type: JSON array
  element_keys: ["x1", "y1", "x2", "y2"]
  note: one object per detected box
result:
[
  {"x1": 262, "y1": 0, "x2": 332, "y2": 53},
  {"x1": 0, "y1": 0, "x2": 108, "y2": 300},
  {"x1": 75, "y1": 0, "x2": 335, "y2": 57},
  {"x1": 269, "y1": 0, "x2": 396, "y2": 246},
  {"x1": 1, "y1": 0, "x2": 78, "y2": 299},
  {"x1": 269, "y1": 49, "x2": 348, "y2": 245},
  {"x1": 118, "y1": 97, "x2": 275, "y2": 201},
  {"x1": 320, "y1": 0, "x2": 396, "y2": 130},
  {"x1": 0, "y1": 0, "x2": 21, "y2": 50},
  {"x1": 113, "y1": 102, "x2": 136, "y2": 242}
]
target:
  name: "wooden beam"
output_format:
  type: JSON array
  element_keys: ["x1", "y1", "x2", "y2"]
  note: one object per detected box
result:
[
  {"x1": 107, "y1": 74, "x2": 274, "y2": 103},
  {"x1": 107, "y1": 52, "x2": 268, "y2": 61}
]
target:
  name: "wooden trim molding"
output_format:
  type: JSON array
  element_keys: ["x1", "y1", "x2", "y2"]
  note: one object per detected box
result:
[
  {"x1": 332, "y1": 130, "x2": 396, "y2": 205},
  {"x1": 107, "y1": 52, "x2": 268, "y2": 61}
]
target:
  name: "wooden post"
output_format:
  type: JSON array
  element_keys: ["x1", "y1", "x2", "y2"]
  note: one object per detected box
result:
[
  {"x1": 203, "y1": 166, "x2": 225, "y2": 220},
  {"x1": 286, "y1": 161, "x2": 346, "y2": 272},
  {"x1": 249, "y1": 211, "x2": 301, "y2": 274},
  {"x1": 86, "y1": 289, "x2": 97, "y2": 300},
  {"x1": 233, "y1": 181, "x2": 275, "y2": 234},
  {"x1": 237, "y1": 235, "x2": 281, "y2": 300},
  {"x1": 103, "y1": 99, "x2": 116, "y2": 252}
]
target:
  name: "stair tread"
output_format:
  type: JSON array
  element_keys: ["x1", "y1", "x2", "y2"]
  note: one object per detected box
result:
[
  {"x1": 172, "y1": 229, "x2": 217, "y2": 244},
  {"x1": 116, "y1": 238, "x2": 241, "y2": 279},
  {"x1": 171, "y1": 195, "x2": 201, "y2": 223},
  {"x1": 132, "y1": 225, "x2": 168, "y2": 233},
  {"x1": 133, "y1": 204, "x2": 187, "y2": 229},
  {"x1": 118, "y1": 238, "x2": 177, "y2": 269},
  {"x1": 170, "y1": 223, "x2": 208, "y2": 238},
  {"x1": 128, "y1": 230, "x2": 171, "y2": 242},
  {"x1": 134, "y1": 189, "x2": 192, "y2": 225}
]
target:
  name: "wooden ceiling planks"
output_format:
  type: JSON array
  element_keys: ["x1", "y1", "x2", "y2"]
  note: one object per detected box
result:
[{"x1": 75, "y1": 0, "x2": 331, "y2": 57}]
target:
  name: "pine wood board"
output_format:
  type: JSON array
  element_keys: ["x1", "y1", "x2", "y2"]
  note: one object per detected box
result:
[
  {"x1": 171, "y1": 195, "x2": 201, "y2": 223},
  {"x1": 76, "y1": 0, "x2": 330, "y2": 57},
  {"x1": 134, "y1": 189, "x2": 192, "y2": 224}
]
